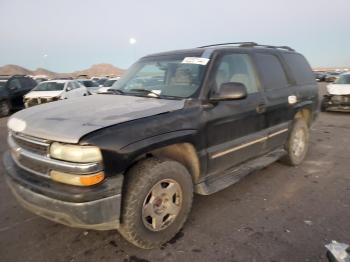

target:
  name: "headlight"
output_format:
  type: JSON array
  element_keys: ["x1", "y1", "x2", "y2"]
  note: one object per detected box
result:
[{"x1": 50, "y1": 142, "x2": 102, "y2": 163}]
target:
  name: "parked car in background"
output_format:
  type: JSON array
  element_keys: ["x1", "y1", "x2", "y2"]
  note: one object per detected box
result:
[
  {"x1": 98, "y1": 77, "x2": 120, "y2": 93},
  {"x1": 0, "y1": 75, "x2": 37, "y2": 117},
  {"x1": 325, "y1": 72, "x2": 341, "y2": 82},
  {"x1": 33, "y1": 76, "x2": 49, "y2": 84},
  {"x1": 24, "y1": 80, "x2": 88, "y2": 107},
  {"x1": 78, "y1": 79, "x2": 100, "y2": 95},
  {"x1": 4, "y1": 42, "x2": 318, "y2": 249},
  {"x1": 314, "y1": 71, "x2": 327, "y2": 82},
  {"x1": 321, "y1": 72, "x2": 350, "y2": 112},
  {"x1": 91, "y1": 77, "x2": 108, "y2": 86}
]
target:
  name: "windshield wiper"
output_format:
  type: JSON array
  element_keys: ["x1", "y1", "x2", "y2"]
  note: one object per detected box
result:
[{"x1": 129, "y1": 88, "x2": 161, "y2": 98}]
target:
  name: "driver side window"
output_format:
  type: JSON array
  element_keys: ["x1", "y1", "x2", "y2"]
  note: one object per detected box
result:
[{"x1": 214, "y1": 53, "x2": 259, "y2": 94}]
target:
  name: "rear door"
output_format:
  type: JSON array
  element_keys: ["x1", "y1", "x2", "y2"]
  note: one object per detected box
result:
[
  {"x1": 205, "y1": 52, "x2": 268, "y2": 175},
  {"x1": 253, "y1": 51, "x2": 294, "y2": 151}
]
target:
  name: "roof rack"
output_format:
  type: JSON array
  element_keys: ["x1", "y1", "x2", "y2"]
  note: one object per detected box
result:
[{"x1": 198, "y1": 42, "x2": 295, "y2": 52}]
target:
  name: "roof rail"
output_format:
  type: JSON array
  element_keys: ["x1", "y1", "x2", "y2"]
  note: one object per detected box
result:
[
  {"x1": 198, "y1": 42, "x2": 258, "y2": 48},
  {"x1": 198, "y1": 42, "x2": 295, "y2": 51}
]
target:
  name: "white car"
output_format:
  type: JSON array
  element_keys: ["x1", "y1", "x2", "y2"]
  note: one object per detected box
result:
[
  {"x1": 98, "y1": 77, "x2": 120, "y2": 93},
  {"x1": 321, "y1": 72, "x2": 350, "y2": 112},
  {"x1": 24, "y1": 80, "x2": 88, "y2": 108}
]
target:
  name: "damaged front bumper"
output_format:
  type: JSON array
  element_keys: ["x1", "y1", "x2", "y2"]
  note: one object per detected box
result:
[
  {"x1": 24, "y1": 97, "x2": 59, "y2": 108},
  {"x1": 323, "y1": 94, "x2": 350, "y2": 112},
  {"x1": 3, "y1": 152, "x2": 123, "y2": 230}
]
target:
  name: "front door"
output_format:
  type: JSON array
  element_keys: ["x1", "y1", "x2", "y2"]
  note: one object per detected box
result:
[{"x1": 205, "y1": 52, "x2": 268, "y2": 175}]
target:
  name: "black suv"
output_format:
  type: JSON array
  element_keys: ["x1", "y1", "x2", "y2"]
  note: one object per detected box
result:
[
  {"x1": 3, "y1": 42, "x2": 318, "y2": 249},
  {"x1": 0, "y1": 75, "x2": 37, "y2": 117}
]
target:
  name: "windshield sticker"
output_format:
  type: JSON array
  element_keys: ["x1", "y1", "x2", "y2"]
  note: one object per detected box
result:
[{"x1": 182, "y1": 57, "x2": 210, "y2": 65}]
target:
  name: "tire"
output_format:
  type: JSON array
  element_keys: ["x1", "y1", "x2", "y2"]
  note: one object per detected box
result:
[
  {"x1": 118, "y1": 158, "x2": 193, "y2": 249},
  {"x1": 280, "y1": 118, "x2": 310, "y2": 166},
  {"x1": 0, "y1": 100, "x2": 10, "y2": 117},
  {"x1": 320, "y1": 98, "x2": 327, "y2": 112}
]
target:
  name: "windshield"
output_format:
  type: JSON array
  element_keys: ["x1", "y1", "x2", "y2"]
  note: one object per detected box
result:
[
  {"x1": 33, "y1": 82, "x2": 65, "y2": 91},
  {"x1": 110, "y1": 57, "x2": 207, "y2": 98},
  {"x1": 80, "y1": 80, "x2": 98, "y2": 87},
  {"x1": 0, "y1": 80, "x2": 7, "y2": 88},
  {"x1": 104, "y1": 79, "x2": 117, "y2": 87},
  {"x1": 334, "y1": 74, "x2": 350, "y2": 84}
]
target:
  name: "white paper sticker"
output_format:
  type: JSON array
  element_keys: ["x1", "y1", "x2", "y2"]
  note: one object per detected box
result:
[{"x1": 182, "y1": 57, "x2": 210, "y2": 65}]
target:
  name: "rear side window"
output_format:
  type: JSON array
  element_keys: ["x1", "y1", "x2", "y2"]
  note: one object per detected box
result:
[
  {"x1": 283, "y1": 53, "x2": 315, "y2": 85},
  {"x1": 255, "y1": 53, "x2": 289, "y2": 90}
]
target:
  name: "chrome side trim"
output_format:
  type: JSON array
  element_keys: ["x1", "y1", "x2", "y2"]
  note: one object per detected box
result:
[
  {"x1": 8, "y1": 135, "x2": 102, "y2": 175},
  {"x1": 211, "y1": 128, "x2": 289, "y2": 159},
  {"x1": 267, "y1": 128, "x2": 288, "y2": 138}
]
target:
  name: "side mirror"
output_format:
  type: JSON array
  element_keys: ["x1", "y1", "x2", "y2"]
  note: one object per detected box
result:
[
  {"x1": 210, "y1": 82, "x2": 248, "y2": 101},
  {"x1": 66, "y1": 87, "x2": 72, "y2": 92}
]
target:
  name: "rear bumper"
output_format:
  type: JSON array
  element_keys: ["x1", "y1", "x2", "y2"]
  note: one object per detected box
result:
[{"x1": 3, "y1": 152, "x2": 122, "y2": 230}]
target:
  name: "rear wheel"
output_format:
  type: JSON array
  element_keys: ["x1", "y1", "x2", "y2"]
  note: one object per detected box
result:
[
  {"x1": 0, "y1": 100, "x2": 10, "y2": 117},
  {"x1": 118, "y1": 158, "x2": 193, "y2": 249},
  {"x1": 280, "y1": 118, "x2": 309, "y2": 166}
]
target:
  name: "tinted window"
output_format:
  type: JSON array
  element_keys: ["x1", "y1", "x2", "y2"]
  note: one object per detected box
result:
[
  {"x1": 214, "y1": 53, "x2": 259, "y2": 94},
  {"x1": 20, "y1": 77, "x2": 35, "y2": 89},
  {"x1": 8, "y1": 79, "x2": 22, "y2": 90},
  {"x1": 255, "y1": 53, "x2": 289, "y2": 90},
  {"x1": 283, "y1": 53, "x2": 315, "y2": 85}
]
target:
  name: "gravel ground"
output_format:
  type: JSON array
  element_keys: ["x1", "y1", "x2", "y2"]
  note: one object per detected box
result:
[{"x1": 0, "y1": 82, "x2": 349, "y2": 262}]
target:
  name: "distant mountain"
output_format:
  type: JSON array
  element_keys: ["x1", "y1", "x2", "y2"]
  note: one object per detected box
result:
[{"x1": 0, "y1": 64, "x2": 125, "y2": 78}]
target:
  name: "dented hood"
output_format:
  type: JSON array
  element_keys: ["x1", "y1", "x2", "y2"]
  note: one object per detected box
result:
[{"x1": 8, "y1": 95, "x2": 185, "y2": 143}]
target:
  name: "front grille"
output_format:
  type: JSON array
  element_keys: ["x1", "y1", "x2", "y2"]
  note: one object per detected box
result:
[
  {"x1": 9, "y1": 132, "x2": 51, "y2": 177},
  {"x1": 17, "y1": 154, "x2": 49, "y2": 175},
  {"x1": 11, "y1": 133, "x2": 49, "y2": 156}
]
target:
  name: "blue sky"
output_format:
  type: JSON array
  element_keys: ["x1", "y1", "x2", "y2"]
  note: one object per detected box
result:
[{"x1": 0, "y1": 0, "x2": 349, "y2": 72}]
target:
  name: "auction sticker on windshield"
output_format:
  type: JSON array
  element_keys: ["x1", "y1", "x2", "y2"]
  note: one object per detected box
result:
[{"x1": 182, "y1": 57, "x2": 210, "y2": 65}]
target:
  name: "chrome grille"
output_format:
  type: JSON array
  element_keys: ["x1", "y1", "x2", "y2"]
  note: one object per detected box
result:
[
  {"x1": 11, "y1": 133, "x2": 49, "y2": 156},
  {"x1": 16, "y1": 153, "x2": 49, "y2": 175},
  {"x1": 8, "y1": 132, "x2": 103, "y2": 178}
]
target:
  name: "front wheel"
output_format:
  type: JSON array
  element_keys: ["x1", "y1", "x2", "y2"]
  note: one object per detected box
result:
[
  {"x1": 280, "y1": 118, "x2": 310, "y2": 166},
  {"x1": 118, "y1": 158, "x2": 193, "y2": 249}
]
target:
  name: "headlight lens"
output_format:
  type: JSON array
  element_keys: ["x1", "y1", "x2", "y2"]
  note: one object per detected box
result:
[{"x1": 50, "y1": 142, "x2": 102, "y2": 163}]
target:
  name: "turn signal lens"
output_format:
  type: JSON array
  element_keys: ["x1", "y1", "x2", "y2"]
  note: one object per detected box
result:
[{"x1": 50, "y1": 170, "x2": 105, "y2": 186}]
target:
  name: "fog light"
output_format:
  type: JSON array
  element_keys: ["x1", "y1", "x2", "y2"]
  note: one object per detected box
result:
[{"x1": 50, "y1": 170, "x2": 105, "y2": 186}]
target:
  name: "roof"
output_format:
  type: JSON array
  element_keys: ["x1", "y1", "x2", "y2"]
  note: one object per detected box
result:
[
  {"x1": 142, "y1": 42, "x2": 296, "y2": 60},
  {"x1": 41, "y1": 80, "x2": 71, "y2": 84}
]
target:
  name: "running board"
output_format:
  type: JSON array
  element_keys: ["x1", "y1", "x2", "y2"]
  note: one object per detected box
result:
[{"x1": 195, "y1": 148, "x2": 286, "y2": 195}]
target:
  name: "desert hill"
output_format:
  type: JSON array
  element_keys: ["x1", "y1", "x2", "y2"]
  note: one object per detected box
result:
[{"x1": 0, "y1": 64, "x2": 125, "y2": 78}]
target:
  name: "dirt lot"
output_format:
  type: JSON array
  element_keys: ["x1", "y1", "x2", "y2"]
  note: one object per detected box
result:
[{"x1": 0, "y1": 83, "x2": 349, "y2": 262}]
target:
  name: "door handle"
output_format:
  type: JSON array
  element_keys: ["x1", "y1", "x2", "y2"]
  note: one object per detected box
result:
[{"x1": 256, "y1": 103, "x2": 266, "y2": 114}]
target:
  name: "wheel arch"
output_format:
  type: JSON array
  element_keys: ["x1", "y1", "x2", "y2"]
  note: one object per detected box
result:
[{"x1": 121, "y1": 131, "x2": 202, "y2": 184}]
